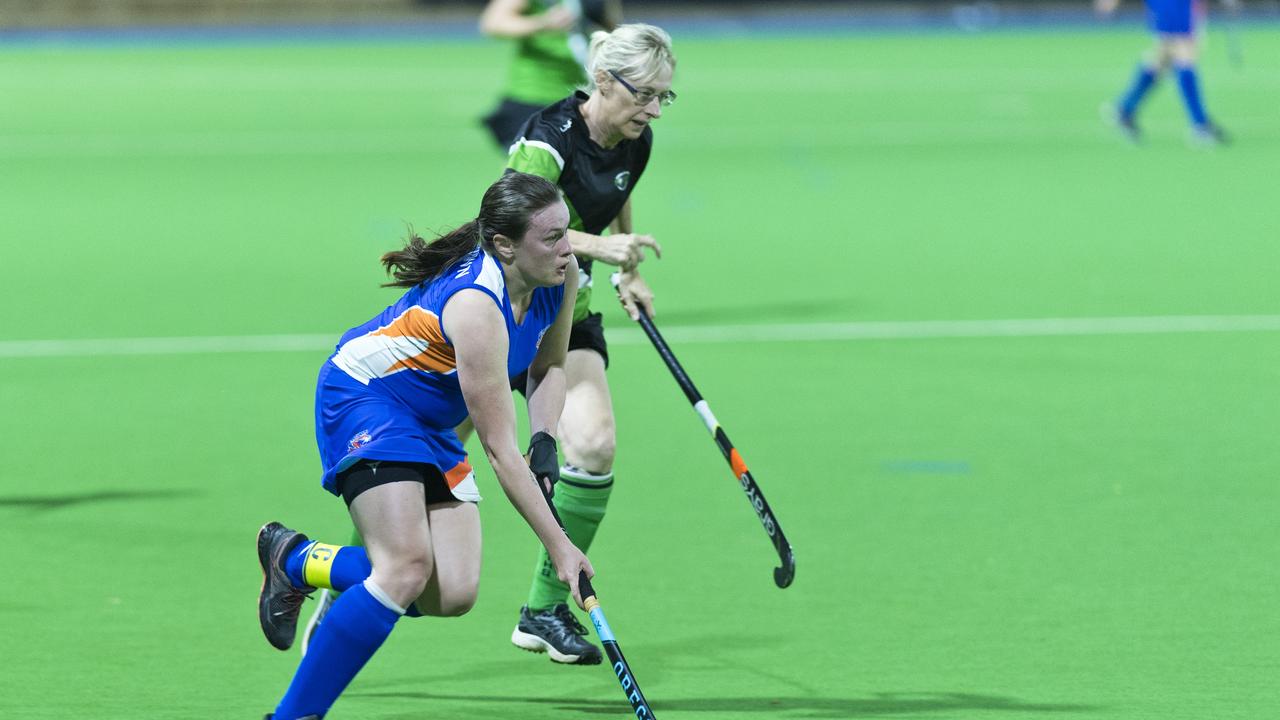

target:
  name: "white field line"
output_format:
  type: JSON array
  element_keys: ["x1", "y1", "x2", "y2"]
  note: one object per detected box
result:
[
  {"x1": 5, "y1": 114, "x2": 1278, "y2": 158},
  {"x1": 2, "y1": 65, "x2": 1277, "y2": 93},
  {"x1": 3, "y1": 315, "x2": 1280, "y2": 359}
]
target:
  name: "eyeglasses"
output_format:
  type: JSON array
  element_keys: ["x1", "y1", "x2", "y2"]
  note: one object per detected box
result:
[{"x1": 608, "y1": 70, "x2": 676, "y2": 107}]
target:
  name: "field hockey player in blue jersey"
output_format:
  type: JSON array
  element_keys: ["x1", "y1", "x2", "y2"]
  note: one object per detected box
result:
[
  {"x1": 254, "y1": 172, "x2": 590, "y2": 720},
  {"x1": 302, "y1": 22, "x2": 676, "y2": 667},
  {"x1": 1097, "y1": 0, "x2": 1232, "y2": 145}
]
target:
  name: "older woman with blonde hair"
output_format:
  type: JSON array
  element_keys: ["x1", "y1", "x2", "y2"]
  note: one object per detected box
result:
[{"x1": 502, "y1": 22, "x2": 676, "y2": 665}]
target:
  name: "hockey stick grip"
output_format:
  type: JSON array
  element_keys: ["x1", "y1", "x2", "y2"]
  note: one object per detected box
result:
[{"x1": 578, "y1": 571, "x2": 596, "y2": 603}]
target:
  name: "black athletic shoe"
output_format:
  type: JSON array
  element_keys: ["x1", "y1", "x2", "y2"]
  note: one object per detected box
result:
[
  {"x1": 1191, "y1": 123, "x2": 1229, "y2": 147},
  {"x1": 1102, "y1": 102, "x2": 1141, "y2": 144},
  {"x1": 257, "y1": 521, "x2": 315, "y2": 651},
  {"x1": 511, "y1": 603, "x2": 603, "y2": 665}
]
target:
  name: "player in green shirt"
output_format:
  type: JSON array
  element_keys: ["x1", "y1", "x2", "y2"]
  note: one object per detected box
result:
[
  {"x1": 480, "y1": 0, "x2": 621, "y2": 150},
  {"x1": 502, "y1": 22, "x2": 675, "y2": 665}
]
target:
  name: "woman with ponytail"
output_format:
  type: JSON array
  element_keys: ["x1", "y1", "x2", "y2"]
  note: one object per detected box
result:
[{"x1": 253, "y1": 172, "x2": 590, "y2": 720}]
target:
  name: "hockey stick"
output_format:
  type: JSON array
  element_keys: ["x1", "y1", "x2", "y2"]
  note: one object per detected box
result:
[
  {"x1": 611, "y1": 273, "x2": 796, "y2": 588},
  {"x1": 532, "y1": 462, "x2": 658, "y2": 718}
]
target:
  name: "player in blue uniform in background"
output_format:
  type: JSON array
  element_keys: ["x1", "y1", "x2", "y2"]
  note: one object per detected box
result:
[
  {"x1": 254, "y1": 172, "x2": 590, "y2": 720},
  {"x1": 1097, "y1": 0, "x2": 1232, "y2": 144}
]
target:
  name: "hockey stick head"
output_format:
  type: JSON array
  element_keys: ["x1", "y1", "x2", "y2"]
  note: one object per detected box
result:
[{"x1": 774, "y1": 546, "x2": 796, "y2": 588}]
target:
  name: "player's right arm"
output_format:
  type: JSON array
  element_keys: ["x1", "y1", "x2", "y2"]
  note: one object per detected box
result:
[
  {"x1": 444, "y1": 288, "x2": 593, "y2": 606},
  {"x1": 480, "y1": 0, "x2": 575, "y2": 38}
]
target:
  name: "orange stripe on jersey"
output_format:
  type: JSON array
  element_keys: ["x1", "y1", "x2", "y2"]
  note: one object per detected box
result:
[
  {"x1": 376, "y1": 306, "x2": 457, "y2": 375},
  {"x1": 444, "y1": 459, "x2": 473, "y2": 489},
  {"x1": 729, "y1": 449, "x2": 749, "y2": 478}
]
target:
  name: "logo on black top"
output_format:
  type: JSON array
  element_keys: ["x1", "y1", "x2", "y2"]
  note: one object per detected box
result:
[{"x1": 614, "y1": 171, "x2": 630, "y2": 191}]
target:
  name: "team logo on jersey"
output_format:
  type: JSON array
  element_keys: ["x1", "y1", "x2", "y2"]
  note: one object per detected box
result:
[
  {"x1": 560, "y1": 119, "x2": 572, "y2": 132},
  {"x1": 614, "y1": 171, "x2": 630, "y2": 191},
  {"x1": 348, "y1": 430, "x2": 372, "y2": 453}
]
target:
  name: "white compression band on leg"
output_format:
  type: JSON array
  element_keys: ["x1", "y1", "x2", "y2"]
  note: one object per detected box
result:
[
  {"x1": 363, "y1": 579, "x2": 407, "y2": 616},
  {"x1": 560, "y1": 465, "x2": 614, "y2": 486}
]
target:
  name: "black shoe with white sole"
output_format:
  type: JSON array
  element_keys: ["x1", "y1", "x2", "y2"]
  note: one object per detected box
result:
[
  {"x1": 511, "y1": 603, "x2": 602, "y2": 665},
  {"x1": 257, "y1": 521, "x2": 315, "y2": 651}
]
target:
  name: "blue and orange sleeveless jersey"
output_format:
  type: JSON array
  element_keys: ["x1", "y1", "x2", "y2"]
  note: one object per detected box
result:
[{"x1": 314, "y1": 247, "x2": 565, "y2": 498}]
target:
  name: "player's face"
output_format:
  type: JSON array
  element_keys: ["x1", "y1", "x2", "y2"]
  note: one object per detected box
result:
[
  {"x1": 515, "y1": 200, "x2": 573, "y2": 287},
  {"x1": 609, "y1": 66, "x2": 674, "y2": 140}
]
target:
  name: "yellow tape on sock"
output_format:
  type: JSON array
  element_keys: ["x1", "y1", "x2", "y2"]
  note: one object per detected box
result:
[{"x1": 302, "y1": 542, "x2": 342, "y2": 589}]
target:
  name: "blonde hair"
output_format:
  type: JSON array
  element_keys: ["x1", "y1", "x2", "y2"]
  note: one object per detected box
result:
[{"x1": 583, "y1": 23, "x2": 676, "y2": 92}]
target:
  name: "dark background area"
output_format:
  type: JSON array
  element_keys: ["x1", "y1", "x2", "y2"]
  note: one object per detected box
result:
[{"x1": 3, "y1": 1, "x2": 1276, "y2": 31}]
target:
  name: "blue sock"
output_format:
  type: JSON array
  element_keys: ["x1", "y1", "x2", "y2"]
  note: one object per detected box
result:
[
  {"x1": 273, "y1": 580, "x2": 402, "y2": 720},
  {"x1": 1119, "y1": 64, "x2": 1158, "y2": 118},
  {"x1": 285, "y1": 541, "x2": 372, "y2": 592},
  {"x1": 1175, "y1": 65, "x2": 1209, "y2": 126}
]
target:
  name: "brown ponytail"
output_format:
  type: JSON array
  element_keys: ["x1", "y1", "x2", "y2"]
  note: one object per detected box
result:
[{"x1": 379, "y1": 172, "x2": 562, "y2": 289}]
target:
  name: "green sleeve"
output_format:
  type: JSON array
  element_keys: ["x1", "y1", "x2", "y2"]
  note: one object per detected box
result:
[{"x1": 506, "y1": 139, "x2": 564, "y2": 185}]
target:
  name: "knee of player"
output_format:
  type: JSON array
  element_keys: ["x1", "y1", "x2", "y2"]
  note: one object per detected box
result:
[
  {"x1": 437, "y1": 589, "x2": 479, "y2": 617},
  {"x1": 413, "y1": 584, "x2": 479, "y2": 617},
  {"x1": 372, "y1": 553, "x2": 433, "y2": 603},
  {"x1": 564, "y1": 425, "x2": 616, "y2": 471},
  {"x1": 1161, "y1": 38, "x2": 1196, "y2": 64}
]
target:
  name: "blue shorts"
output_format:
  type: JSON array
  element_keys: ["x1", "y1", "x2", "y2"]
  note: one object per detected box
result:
[
  {"x1": 313, "y1": 362, "x2": 481, "y2": 501},
  {"x1": 1146, "y1": 0, "x2": 1203, "y2": 35}
]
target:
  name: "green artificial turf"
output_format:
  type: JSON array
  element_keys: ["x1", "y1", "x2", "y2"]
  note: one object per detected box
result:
[{"x1": 2, "y1": 24, "x2": 1278, "y2": 719}]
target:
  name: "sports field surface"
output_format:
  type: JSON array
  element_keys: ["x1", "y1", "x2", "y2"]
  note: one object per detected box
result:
[{"x1": 2, "y1": 20, "x2": 1278, "y2": 720}]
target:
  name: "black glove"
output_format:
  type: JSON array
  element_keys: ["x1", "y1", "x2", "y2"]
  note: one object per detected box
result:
[{"x1": 526, "y1": 431, "x2": 560, "y2": 497}]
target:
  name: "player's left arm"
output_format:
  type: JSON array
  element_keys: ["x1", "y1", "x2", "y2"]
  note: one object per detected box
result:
[
  {"x1": 610, "y1": 197, "x2": 657, "y2": 320},
  {"x1": 608, "y1": 196, "x2": 632, "y2": 235},
  {"x1": 525, "y1": 255, "x2": 579, "y2": 439},
  {"x1": 480, "y1": 0, "x2": 575, "y2": 38}
]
